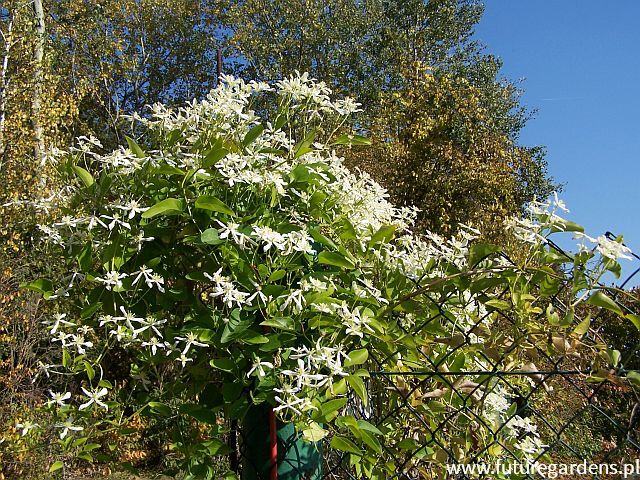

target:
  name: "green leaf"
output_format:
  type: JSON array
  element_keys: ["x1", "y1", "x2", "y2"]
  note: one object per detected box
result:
[
  {"x1": 587, "y1": 291, "x2": 623, "y2": 316},
  {"x1": 179, "y1": 404, "x2": 219, "y2": 425},
  {"x1": 336, "y1": 414, "x2": 358, "y2": 430},
  {"x1": 338, "y1": 218, "x2": 357, "y2": 241},
  {"x1": 242, "y1": 331, "x2": 269, "y2": 344},
  {"x1": 346, "y1": 375, "x2": 367, "y2": 406},
  {"x1": 397, "y1": 438, "x2": 419, "y2": 450},
  {"x1": 72, "y1": 437, "x2": 88, "y2": 448},
  {"x1": 273, "y1": 110, "x2": 287, "y2": 130},
  {"x1": 468, "y1": 243, "x2": 501, "y2": 266},
  {"x1": 220, "y1": 317, "x2": 252, "y2": 343},
  {"x1": 260, "y1": 317, "x2": 295, "y2": 331},
  {"x1": 344, "y1": 348, "x2": 368, "y2": 368},
  {"x1": 330, "y1": 436, "x2": 362, "y2": 455},
  {"x1": 77, "y1": 243, "x2": 92, "y2": 272},
  {"x1": 318, "y1": 251, "x2": 355, "y2": 270},
  {"x1": 152, "y1": 165, "x2": 186, "y2": 176},
  {"x1": 607, "y1": 348, "x2": 621, "y2": 367},
  {"x1": 62, "y1": 349, "x2": 71, "y2": 368},
  {"x1": 309, "y1": 227, "x2": 337, "y2": 249},
  {"x1": 201, "y1": 228, "x2": 223, "y2": 245},
  {"x1": 148, "y1": 402, "x2": 172, "y2": 417},
  {"x1": 242, "y1": 124, "x2": 264, "y2": 147},
  {"x1": 84, "y1": 361, "x2": 95, "y2": 381},
  {"x1": 302, "y1": 422, "x2": 327, "y2": 442},
  {"x1": 125, "y1": 136, "x2": 145, "y2": 158},
  {"x1": 559, "y1": 306, "x2": 575, "y2": 327},
  {"x1": 470, "y1": 276, "x2": 507, "y2": 294},
  {"x1": 270, "y1": 185, "x2": 279, "y2": 207},
  {"x1": 427, "y1": 400, "x2": 446, "y2": 413},
  {"x1": 259, "y1": 147, "x2": 285, "y2": 155},
  {"x1": 625, "y1": 313, "x2": 640, "y2": 331},
  {"x1": 449, "y1": 352, "x2": 466, "y2": 373},
  {"x1": 77, "y1": 451, "x2": 93, "y2": 462},
  {"x1": 22, "y1": 278, "x2": 53, "y2": 295},
  {"x1": 294, "y1": 130, "x2": 316, "y2": 158},
  {"x1": 289, "y1": 164, "x2": 311, "y2": 183},
  {"x1": 572, "y1": 269, "x2": 589, "y2": 294},
  {"x1": 210, "y1": 358, "x2": 235, "y2": 372},
  {"x1": 203, "y1": 147, "x2": 229, "y2": 168},
  {"x1": 538, "y1": 268, "x2": 561, "y2": 297},
  {"x1": 195, "y1": 195, "x2": 235, "y2": 216},
  {"x1": 330, "y1": 378, "x2": 347, "y2": 396},
  {"x1": 332, "y1": 134, "x2": 371, "y2": 146},
  {"x1": 484, "y1": 299, "x2": 511, "y2": 311},
  {"x1": 49, "y1": 461, "x2": 64, "y2": 473},
  {"x1": 359, "y1": 428, "x2": 382, "y2": 455},
  {"x1": 73, "y1": 165, "x2": 95, "y2": 187},
  {"x1": 559, "y1": 219, "x2": 584, "y2": 233},
  {"x1": 573, "y1": 315, "x2": 591, "y2": 336},
  {"x1": 185, "y1": 271, "x2": 209, "y2": 281},
  {"x1": 201, "y1": 438, "x2": 232, "y2": 455},
  {"x1": 627, "y1": 371, "x2": 640, "y2": 388},
  {"x1": 320, "y1": 398, "x2": 348, "y2": 418},
  {"x1": 268, "y1": 269, "x2": 287, "y2": 282},
  {"x1": 546, "y1": 304, "x2": 560, "y2": 326},
  {"x1": 98, "y1": 379, "x2": 113, "y2": 389},
  {"x1": 142, "y1": 198, "x2": 184, "y2": 218},
  {"x1": 165, "y1": 127, "x2": 184, "y2": 147},
  {"x1": 369, "y1": 225, "x2": 396, "y2": 247},
  {"x1": 80, "y1": 302, "x2": 102, "y2": 320},
  {"x1": 356, "y1": 420, "x2": 383, "y2": 436}
]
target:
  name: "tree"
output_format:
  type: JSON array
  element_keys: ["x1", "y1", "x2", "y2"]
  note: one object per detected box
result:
[
  {"x1": 46, "y1": 0, "x2": 228, "y2": 146},
  {"x1": 225, "y1": 0, "x2": 484, "y2": 103},
  {"x1": 31, "y1": 0, "x2": 45, "y2": 164},
  {"x1": 225, "y1": 0, "x2": 555, "y2": 237},
  {"x1": 346, "y1": 68, "x2": 553, "y2": 238},
  {"x1": 0, "y1": 6, "x2": 14, "y2": 164},
  {"x1": 0, "y1": 1, "x2": 78, "y2": 185}
]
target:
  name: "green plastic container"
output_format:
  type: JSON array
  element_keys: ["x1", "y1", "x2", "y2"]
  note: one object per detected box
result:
[{"x1": 242, "y1": 404, "x2": 323, "y2": 480}]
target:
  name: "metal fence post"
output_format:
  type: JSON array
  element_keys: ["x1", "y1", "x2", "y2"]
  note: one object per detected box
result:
[{"x1": 241, "y1": 404, "x2": 323, "y2": 480}]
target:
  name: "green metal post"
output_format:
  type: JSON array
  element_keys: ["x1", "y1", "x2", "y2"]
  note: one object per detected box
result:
[{"x1": 241, "y1": 404, "x2": 323, "y2": 480}]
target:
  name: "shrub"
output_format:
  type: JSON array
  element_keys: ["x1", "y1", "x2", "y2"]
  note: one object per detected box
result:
[{"x1": 15, "y1": 74, "x2": 639, "y2": 479}]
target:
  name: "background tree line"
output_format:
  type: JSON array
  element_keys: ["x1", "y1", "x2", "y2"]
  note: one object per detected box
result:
[{"x1": 1, "y1": 0, "x2": 555, "y2": 235}]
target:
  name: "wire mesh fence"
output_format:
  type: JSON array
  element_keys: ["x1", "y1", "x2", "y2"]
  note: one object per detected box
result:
[{"x1": 230, "y1": 233, "x2": 640, "y2": 479}]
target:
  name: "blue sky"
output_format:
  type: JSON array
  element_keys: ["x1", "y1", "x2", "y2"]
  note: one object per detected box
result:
[{"x1": 474, "y1": 1, "x2": 640, "y2": 281}]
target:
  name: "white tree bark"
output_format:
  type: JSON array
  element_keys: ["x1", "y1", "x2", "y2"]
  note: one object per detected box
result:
[
  {"x1": 31, "y1": 0, "x2": 45, "y2": 165},
  {"x1": 0, "y1": 9, "x2": 14, "y2": 167}
]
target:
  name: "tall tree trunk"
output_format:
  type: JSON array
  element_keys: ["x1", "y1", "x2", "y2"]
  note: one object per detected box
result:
[
  {"x1": 31, "y1": 0, "x2": 45, "y2": 165},
  {"x1": 0, "y1": 9, "x2": 13, "y2": 169}
]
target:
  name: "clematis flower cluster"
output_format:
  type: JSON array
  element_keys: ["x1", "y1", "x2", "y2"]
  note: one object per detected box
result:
[
  {"x1": 275, "y1": 343, "x2": 349, "y2": 415},
  {"x1": 19, "y1": 72, "x2": 633, "y2": 476}
]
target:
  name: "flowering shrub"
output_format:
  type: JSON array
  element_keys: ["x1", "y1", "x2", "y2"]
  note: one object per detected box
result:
[{"x1": 19, "y1": 74, "x2": 639, "y2": 478}]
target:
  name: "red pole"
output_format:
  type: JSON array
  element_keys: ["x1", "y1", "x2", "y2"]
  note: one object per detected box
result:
[
  {"x1": 269, "y1": 406, "x2": 278, "y2": 480},
  {"x1": 261, "y1": 312, "x2": 278, "y2": 480}
]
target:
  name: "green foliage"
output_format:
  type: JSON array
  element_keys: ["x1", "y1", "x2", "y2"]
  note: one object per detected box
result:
[
  {"x1": 347, "y1": 69, "x2": 554, "y2": 238},
  {"x1": 38, "y1": 0, "x2": 227, "y2": 148},
  {"x1": 226, "y1": 0, "x2": 555, "y2": 238},
  {"x1": 15, "y1": 75, "x2": 637, "y2": 479},
  {"x1": 0, "y1": 1, "x2": 633, "y2": 477},
  {"x1": 225, "y1": 0, "x2": 484, "y2": 105}
]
